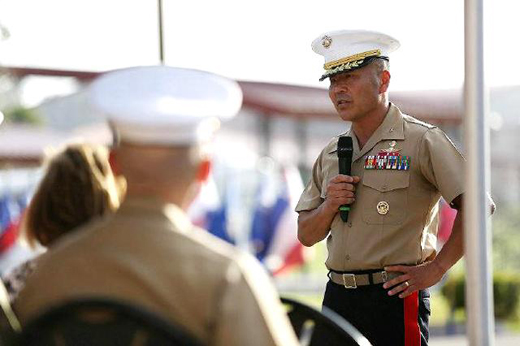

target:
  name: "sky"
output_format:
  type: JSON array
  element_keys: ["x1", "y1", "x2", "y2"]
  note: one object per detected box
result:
[{"x1": 0, "y1": 0, "x2": 519, "y2": 102}]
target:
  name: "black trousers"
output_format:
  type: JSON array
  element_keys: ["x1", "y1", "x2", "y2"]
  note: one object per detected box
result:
[{"x1": 323, "y1": 279, "x2": 430, "y2": 346}]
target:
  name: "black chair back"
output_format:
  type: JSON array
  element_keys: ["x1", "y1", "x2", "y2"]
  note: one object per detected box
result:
[
  {"x1": 0, "y1": 280, "x2": 21, "y2": 346},
  {"x1": 281, "y1": 297, "x2": 372, "y2": 346},
  {"x1": 19, "y1": 298, "x2": 203, "y2": 346}
]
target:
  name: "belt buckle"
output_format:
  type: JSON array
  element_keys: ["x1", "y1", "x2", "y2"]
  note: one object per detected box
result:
[
  {"x1": 381, "y1": 271, "x2": 388, "y2": 283},
  {"x1": 342, "y1": 273, "x2": 357, "y2": 289}
]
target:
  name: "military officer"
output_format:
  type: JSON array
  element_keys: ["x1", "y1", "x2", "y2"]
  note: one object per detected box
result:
[
  {"x1": 296, "y1": 30, "x2": 492, "y2": 345},
  {"x1": 15, "y1": 66, "x2": 299, "y2": 346}
]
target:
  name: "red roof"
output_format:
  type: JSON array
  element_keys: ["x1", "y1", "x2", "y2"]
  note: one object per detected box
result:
[
  {"x1": 0, "y1": 124, "x2": 70, "y2": 166},
  {"x1": 3, "y1": 66, "x2": 464, "y2": 122}
]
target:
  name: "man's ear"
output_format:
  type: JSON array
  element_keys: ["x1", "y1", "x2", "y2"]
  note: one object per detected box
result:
[
  {"x1": 108, "y1": 150, "x2": 120, "y2": 176},
  {"x1": 379, "y1": 70, "x2": 391, "y2": 93},
  {"x1": 196, "y1": 159, "x2": 211, "y2": 183}
]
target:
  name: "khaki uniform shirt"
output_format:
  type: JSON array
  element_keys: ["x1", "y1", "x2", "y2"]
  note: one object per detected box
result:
[
  {"x1": 15, "y1": 197, "x2": 299, "y2": 346},
  {"x1": 295, "y1": 104, "x2": 465, "y2": 271}
]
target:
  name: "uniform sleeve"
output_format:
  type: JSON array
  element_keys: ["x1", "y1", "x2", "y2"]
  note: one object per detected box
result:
[
  {"x1": 213, "y1": 253, "x2": 299, "y2": 346},
  {"x1": 418, "y1": 127, "x2": 466, "y2": 204},
  {"x1": 294, "y1": 150, "x2": 325, "y2": 212}
]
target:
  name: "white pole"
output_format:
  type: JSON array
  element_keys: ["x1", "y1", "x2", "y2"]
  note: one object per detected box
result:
[
  {"x1": 464, "y1": 0, "x2": 494, "y2": 345},
  {"x1": 158, "y1": 0, "x2": 165, "y2": 64}
]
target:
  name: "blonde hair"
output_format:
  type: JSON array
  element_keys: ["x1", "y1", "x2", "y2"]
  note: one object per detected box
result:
[{"x1": 24, "y1": 144, "x2": 124, "y2": 247}]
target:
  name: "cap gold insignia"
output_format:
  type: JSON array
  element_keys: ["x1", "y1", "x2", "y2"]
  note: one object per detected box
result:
[
  {"x1": 377, "y1": 201, "x2": 390, "y2": 215},
  {"x1": 321, "y1": 35, "x2": 332, "y2": 48},
  {"x1": 324, "y1": 49, "x2": 381, "y2": 70}
]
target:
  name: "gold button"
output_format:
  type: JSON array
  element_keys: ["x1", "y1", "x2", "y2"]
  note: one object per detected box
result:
[{"x1": 377, "y1": 201, "x2": 390, "y2": 215}]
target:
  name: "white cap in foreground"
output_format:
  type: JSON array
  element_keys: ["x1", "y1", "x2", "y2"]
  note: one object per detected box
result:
[{"x1": 89, "y1": 65, "x2": 243, "y2": 145}]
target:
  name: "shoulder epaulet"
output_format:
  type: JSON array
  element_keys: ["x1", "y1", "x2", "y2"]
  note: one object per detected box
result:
[
  {"x1": 402, "y1": 114, "x2": 437, "y2": 130},
  {"x1": 332, "y1": 130, "x2": 349, "y2": 141}
]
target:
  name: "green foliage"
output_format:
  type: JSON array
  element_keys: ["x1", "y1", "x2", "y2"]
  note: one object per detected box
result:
[
  {"x1": 494, "y1": 273, "x2": 520, "y2": 319},
  {"x1": 2, "y1": 106, "x2": 42, "y2": 125},
  {"x1": 492, "y1": 206, "x2": 520, "y2": 272},
  {"x1": 0, "y1": 22, "x2": 9, "y2": 40},
  {"x1": 441, "y1": 272, "x2": 520, "y2": 321},
  {"x1": 441, "y1": 274, "x2": 465, "y2": 312}
]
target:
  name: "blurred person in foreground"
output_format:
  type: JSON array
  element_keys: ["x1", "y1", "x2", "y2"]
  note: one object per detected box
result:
[
  {"x1": 2, "y1": 144, "x2": 123, "y2": 302},
  {"x1": 15, "y1": 66, "x2": 299, "y2": 346},
  {"x1": 295, "y1": 30, "x2": 495, "y2": 345}
]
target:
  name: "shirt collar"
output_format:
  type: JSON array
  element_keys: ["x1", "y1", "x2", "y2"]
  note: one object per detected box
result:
[
  {"x1": 328, "y1": 103, "x2": 405, "y2": 160},
  {"x1": 380, "y1": 103, "x2": 405, "y2": 141},
  {"x1": 118, "y1": 196, "x2": 193, "y2": 234}
]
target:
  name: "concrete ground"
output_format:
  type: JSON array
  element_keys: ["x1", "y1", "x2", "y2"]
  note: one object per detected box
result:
[{"x1": 430, "y1": 333, "x2": 520, "y2": 346}]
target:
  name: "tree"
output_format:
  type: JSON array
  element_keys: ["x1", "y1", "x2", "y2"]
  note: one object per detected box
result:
[{"x1": 2, "y1": 106, "x2": 43, "y2": 125}]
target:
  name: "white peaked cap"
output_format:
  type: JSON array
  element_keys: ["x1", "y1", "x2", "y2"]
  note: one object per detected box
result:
[
  {"x1": 311, "y1": 30, "x2": 400, "y2": 81},
  {"x1": 88, "y1": 66, "x2": 243, "y2": 145}
]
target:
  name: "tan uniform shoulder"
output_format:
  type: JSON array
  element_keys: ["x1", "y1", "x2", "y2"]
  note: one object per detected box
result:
[
  {"x1": 187, "y1": 224, "x2": 257, "y2": 268},
  {"x1": 34, "y1": 215, "x2": 113, "y2": 265},
  {"x1": 323, "y1": 130, "x2": 349, "y2": 154},
  {"x1": 402, "y1": 113, "x2": 437, "y2": 130},
  {"x1": 32, "y1": 209, "x2": 245, "y2": 281}
]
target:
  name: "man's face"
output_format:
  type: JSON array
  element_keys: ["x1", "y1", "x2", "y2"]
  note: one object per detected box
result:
[{"x1": 328, "y1": 64, "x2": 383, "y2": 122}]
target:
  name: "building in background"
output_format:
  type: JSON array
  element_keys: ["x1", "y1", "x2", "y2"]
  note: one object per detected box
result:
[{"x1": 1, "y1": 67, "x2": 519, "y2": 279}]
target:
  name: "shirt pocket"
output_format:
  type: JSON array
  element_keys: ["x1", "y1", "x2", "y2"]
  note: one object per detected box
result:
[{"x1": 361, "y1": 169, "x2": 410, "y2": 225}]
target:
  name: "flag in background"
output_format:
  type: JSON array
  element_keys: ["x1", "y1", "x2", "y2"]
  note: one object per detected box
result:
[
  {"x1": 250, "y1": 169, "x2": 284, "y2": 260},
  {"x1": 0, "y1": 194, "x2": 26, "y2": 253},
  {"x1": 188, "y1": 174, "x2": 234, "y2": 244},
  {"x1": 0, "y1": 196, "x2": 11, "y2": 233},
  {"x1": 189, "y1": 160, "x2": 308, "y2": 275},
  {"x1": 251, "y1": 164, "x2": 307, "y2": 276}
]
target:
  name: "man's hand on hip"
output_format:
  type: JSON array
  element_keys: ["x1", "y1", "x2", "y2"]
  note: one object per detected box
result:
[{"x1": 383, "y1": 262, "x2": 445, "y2": 298}]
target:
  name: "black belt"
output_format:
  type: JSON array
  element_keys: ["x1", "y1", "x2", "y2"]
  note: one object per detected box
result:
[{"x1": 328, "y1": 270, "x2": 401, "y2": 289}]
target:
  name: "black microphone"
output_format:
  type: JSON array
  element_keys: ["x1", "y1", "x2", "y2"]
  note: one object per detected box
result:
[{"x1": 337, "y1": 136, "x2": 353, "y2": 222}]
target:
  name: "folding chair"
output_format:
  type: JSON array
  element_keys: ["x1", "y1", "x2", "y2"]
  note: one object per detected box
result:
[
  {"x1": 0, "y1": 279, "x2": 21, "y2": 346},
  {"x1": 281, "y1": 296, "x2": 372, "y2": 346},
  {"x1": 19, "y1": 298, "x2": 203, "y2": 346}
]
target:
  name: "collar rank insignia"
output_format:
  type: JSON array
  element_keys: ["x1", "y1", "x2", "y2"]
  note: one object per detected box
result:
[{"x1": 364, "y1": 141, "x2": 410, "y2": 171}]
